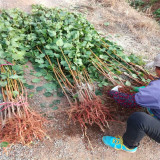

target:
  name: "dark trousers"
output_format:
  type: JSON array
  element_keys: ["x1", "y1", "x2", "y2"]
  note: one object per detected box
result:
[{"x1": 123, "y1": 112, "x2": 160, "y2": 149}]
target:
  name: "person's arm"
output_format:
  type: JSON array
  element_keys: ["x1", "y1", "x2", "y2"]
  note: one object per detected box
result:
[
  {"x1": 135, "y1": 83, "x2": 160, "y2": 109},
  {"x1": 108, "y1": 90, "x2": 141, "y2": 108}
]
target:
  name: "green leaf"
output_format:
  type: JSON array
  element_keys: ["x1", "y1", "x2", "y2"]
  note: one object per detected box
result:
[
  {"x1": 36, "y1": 86, "x2": 44, "y2": 92},
  {"x1": 28, "y1": 92, "x2": 34, "y2": 98},
  {"x1": 0, "y1": 50, "x2": 5, "y2": 59},
  {"x1": 13, "y1": 91, "x2": 19, "y2": 96},
  {"x1": 49, "y1": 103, "x2": 54, "y2": 107},
  {"x1": 99, "y1": 55, "x2": 108, "y2": 60},
  {"x1": 98, "y1": 83, "x2": 103, "y2": 88},
  {"x1": 39, "y1": 54, "x2": 45, "y2": 58},
  {"x1": 35, "y1": 72, "x2": 43, "y2": 77},
  {"x1": 61, "y1": 61, "x2": 68, "y2": 67},
  {"x1": 32, "y1": 79, "x2": 41, "y2": 83},
  {"x1": 30, "y1": 70, "x2": 34, "y2": 72},
  {"x1": 116, "y1": 70, "x2": 122, "y2": 75},
  {"x1": 73, "y1": 94, "x2": 78, "y2": 99},
  {"x1": 124, "y1": 57, "x2": 130, "y2": 63},
  {"x1": 0, "y1": 73, "x2": 7, "y2": 80},
  {"x1": 40, "y1": 103, "x2": 46, "y2": 108},
  {"x1": 52, "y1": 106, "x2": 58, "y2": 110},
  {"x1": 44, "y1": 74, "x2": 53, "y2": 81},
  {"x1": 104, "y1": 22, "x2": 110, "y2": 26},
  {"x1": 63, "y1": 43, "x2": 73, "y2": 48},
  {"x1": 12, "y1": 51, "x2": 25, "y2": 60},
  {"x1": 132, "y1": 74, "x2": 138, "y2": 79},
  {"x1": 35, "y1": 58, "x2": 44, "y2": 64},
  {"x1": 95, "y1": 89, "x2": 103, "y2": 96},
  {"x1": 12, "y1": 65, "x2": 23, "y2": 74},
  {"x1": 75, "y1": 59, "x2": 83, "y2": 65},
  {"x1": 45, "y1": 50, "x2": 54, "y2": 56},
  {"x1": 9, "y1": 75, "x2": 20, "y2": 79},
  {"x1": 43, "y1": 82, "x2": 56, "y2": 92},
  {"x1": 25, "y1": 65, "x2": 29, "y2": 68},
  {"x1": 57, "y1": 91, "x2": 64, "y2": 97},
  {"x1": 26, "y1": 85, "x2": 34, "y2": 90},
  {"x1": 56, "y1": 39, "x2": 63, "y2": 47},
  {"x1": 125, "y1": 81, "x2": 131, "y2": 86},
  {"x1": 102, "y1": 81, "x2": 108, "y2": 86},
  {"x1": 48, "y1": 30, "x2": 56, "y2": 37},
  {"x1": 0, "y1": 142, "x2": 9, "y2": 148},
  {"x1": 0, "y1": 81, "x2": 7, "y2": 87},
  {"x1": 45, "y1": 44, "x2": 51, "y2": 49},
  {"x1": 0, "y1": 59, "x2": 6, "y2": 65},
  {"x1": 43, "y1": 92, "x2": 52, "y2": 97},
  {"x1": 52, "y1": 100, "x2": 60, "y2": 105}
]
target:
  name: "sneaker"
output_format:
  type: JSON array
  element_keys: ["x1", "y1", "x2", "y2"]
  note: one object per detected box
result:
[{"x1": 102, "y1": 136, "x2": 137, "y2": 153}]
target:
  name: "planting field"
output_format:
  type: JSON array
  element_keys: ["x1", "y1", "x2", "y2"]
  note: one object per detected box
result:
[{"x1": 0, "y1": 0, "x2": 160, "y2": 160}]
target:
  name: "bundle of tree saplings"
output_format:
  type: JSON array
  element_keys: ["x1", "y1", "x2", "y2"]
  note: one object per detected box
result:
[
  {"x1": 0, "y1": 63, "x2": 47, "y2": 145},
  {"x1": 43, "y1": 48, "x2": 116, "y2": 134}
]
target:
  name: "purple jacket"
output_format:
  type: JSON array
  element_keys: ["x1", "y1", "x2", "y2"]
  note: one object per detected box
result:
[{"x1": 135, "y1": 79, "x2": 160, "y2": 119}]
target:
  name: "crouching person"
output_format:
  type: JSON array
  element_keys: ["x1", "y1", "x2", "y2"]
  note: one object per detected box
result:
[{"x1": 102, "y1": 54, "x2": 160, "y2": 153}]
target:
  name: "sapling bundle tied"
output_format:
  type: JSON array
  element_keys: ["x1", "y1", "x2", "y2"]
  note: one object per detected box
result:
[
  {"x1": 0, "y1": 63, "x2": 47, "y2": 145},
  {"x1": 43, "y1": 47, "x2": 116, "y2": 133}
]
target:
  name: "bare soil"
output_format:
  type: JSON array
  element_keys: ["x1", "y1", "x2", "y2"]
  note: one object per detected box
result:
[{"x1": 0, "y1": 0, "x2": 160, "y2": 160}]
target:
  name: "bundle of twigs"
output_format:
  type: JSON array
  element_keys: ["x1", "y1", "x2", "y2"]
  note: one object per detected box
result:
[
  {"x1": 43, "y1": 47, "x2": 116, "y2": 134},
  {"x1": 90, "y1": 40, "x2": 155, "y2": 86},
  {"x1": 0, "y1": 110, "x2": 47, "y2": 144},
  {"x1": 0, "y1": 65, "x2": 47, "y2": 145}
]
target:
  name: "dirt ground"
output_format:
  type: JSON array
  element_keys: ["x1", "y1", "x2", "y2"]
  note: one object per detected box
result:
[{"x1": 0, "y1": 0, "x2": 160, "y2": 160}]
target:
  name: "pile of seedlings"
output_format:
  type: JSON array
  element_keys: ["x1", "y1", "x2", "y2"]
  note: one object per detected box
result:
[
  {"x1": 0, "y1": 5, "x2": 155, "y2": 143},
  {"x1": 0, "y1": 62, "x2": 47, "y2": 145},
  {"x1": 0, "y1": 5, "x2": 153, "y2": 87},
  {"x1": 44, "y1": 49, "x2": 116, "y2": 132}
]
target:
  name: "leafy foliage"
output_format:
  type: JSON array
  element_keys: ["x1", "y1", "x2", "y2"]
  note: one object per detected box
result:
[
  {"x1": 0, "y1": 5, "x2": 150, "y2": 90},
  {"x1": 128, "y1": 0, "x2": 160, "y2": 23},
  {"x1": 129, "y1": 0, "x2": 145, "y2": 9},
  {"x1": 154, "y1": 8, "x2": 160, "y2": 18}
]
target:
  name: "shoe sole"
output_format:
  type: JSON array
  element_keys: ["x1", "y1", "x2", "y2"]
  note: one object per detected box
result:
[{"x1": 125, "y1": 150, "x2": 137, "y2": 153}]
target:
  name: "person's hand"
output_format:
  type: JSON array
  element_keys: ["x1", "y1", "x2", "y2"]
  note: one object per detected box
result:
[{"x1": 111, "y1": 85, "x2": 122, "y2": 92}]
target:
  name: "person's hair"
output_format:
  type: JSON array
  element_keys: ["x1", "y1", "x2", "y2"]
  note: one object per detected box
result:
[{"x1": 156, "y1": 66, "x2": 160, "y2": 70}]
